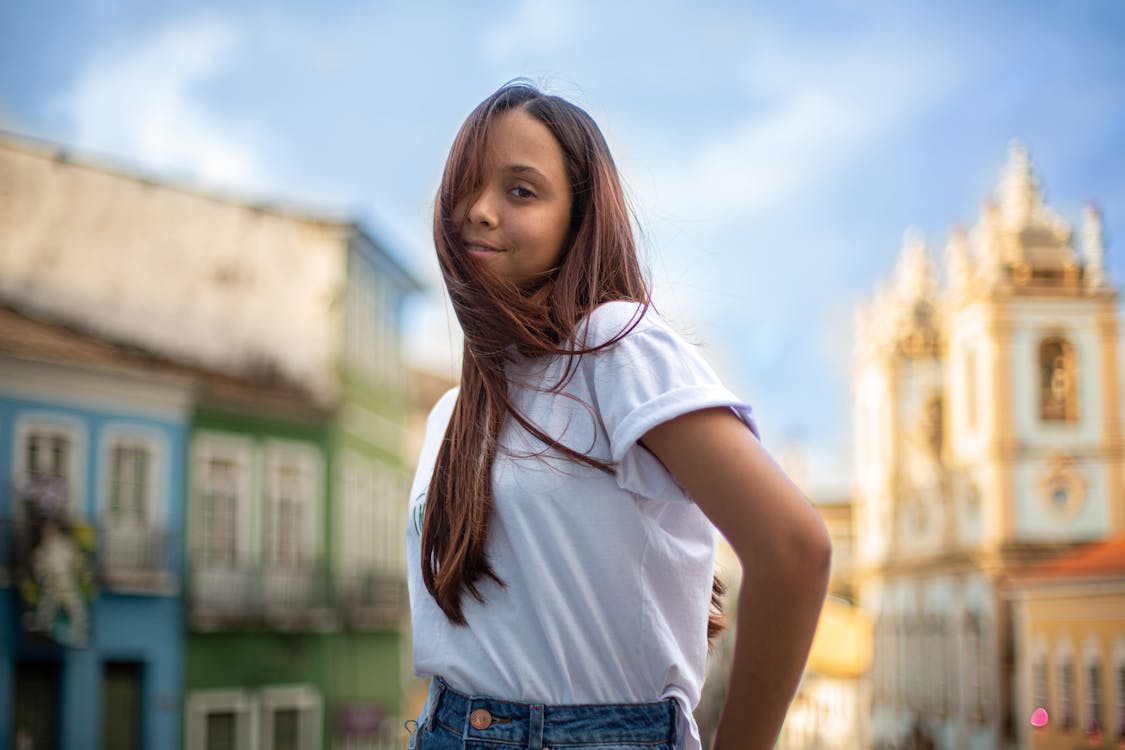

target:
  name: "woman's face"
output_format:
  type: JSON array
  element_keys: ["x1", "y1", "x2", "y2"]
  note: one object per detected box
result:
[{"x1": 456, "y1": 108, "x2": 573, "y2": 286}]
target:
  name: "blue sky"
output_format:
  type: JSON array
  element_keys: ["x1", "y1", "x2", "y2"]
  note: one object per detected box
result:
[{"x1": 3, "y1": 0, "x2": 1124, "y2": 493}]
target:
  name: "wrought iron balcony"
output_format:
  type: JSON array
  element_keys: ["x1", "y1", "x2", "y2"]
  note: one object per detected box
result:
[
  {"x1": 189, "y1": 558, "x2": 335, "y2": 631},
  {"x1": 0, "y1": 517, "x2": 179, "y2": 595},
  {"x1": 336, "y1": 570, "x2": 408, "y2": 630},
  {"x1": 99, "y1": 525, "x2": 180, "y2": 594}
]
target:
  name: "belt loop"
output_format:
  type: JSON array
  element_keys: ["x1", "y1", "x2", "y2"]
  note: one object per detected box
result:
[
  {"x1": 425, "y1": 676, "x2": 445, "y2": 731},
  {"x1": 528, "y1": 704, "x2": 544, "y2": 750}
]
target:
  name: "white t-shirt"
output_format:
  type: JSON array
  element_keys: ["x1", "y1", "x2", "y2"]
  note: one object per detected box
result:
[{"x1": 406, "y1": 301, "x2": 758, "y2": 750}]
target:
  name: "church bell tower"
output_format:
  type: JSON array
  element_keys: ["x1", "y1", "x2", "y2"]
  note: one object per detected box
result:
[{"x1": 944, "y1": 141, "x2": 1121, "y2": 557}]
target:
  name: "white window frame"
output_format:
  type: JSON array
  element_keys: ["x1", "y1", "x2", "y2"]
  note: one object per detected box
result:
[
  {"x1": 186, "y1": 689, "x2": 257, "y2": 750},
  {"x1": 259, "y1": 685, "x2": 322, "y2": 750},
  {"x1": 262, "y1": 440, "x2": 321, "y2": 570},
  {"x1": 192, "y1": 433, "x2": 254, "y2": 567},
  {"x1": 13, "y1": 412, "x2": 86, "y2": 519},
  {"x1": 99, "y1": 424, "x2": 166, "y2": 531}
]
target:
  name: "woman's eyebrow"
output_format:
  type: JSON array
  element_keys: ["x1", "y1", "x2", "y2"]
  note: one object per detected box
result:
[{"x1": 504, "y1": 164, "x2": 549, "y2": 180}]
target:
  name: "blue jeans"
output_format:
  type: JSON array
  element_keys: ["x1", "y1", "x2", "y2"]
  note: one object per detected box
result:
[{"x1": 407, "y1": 676, "x2": 679, "y2": 750}]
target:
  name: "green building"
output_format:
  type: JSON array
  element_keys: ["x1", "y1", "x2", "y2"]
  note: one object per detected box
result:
[{"x1": 184, "y1": 229, "x2": 422, "y2": 750}]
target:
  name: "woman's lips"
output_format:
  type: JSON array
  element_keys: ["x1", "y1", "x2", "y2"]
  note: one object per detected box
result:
[{"x1": 466, "y1": 242, "x2": 504, "y2": 258}]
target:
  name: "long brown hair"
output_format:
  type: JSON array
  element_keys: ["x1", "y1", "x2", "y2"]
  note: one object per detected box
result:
[{"x1": 422, "y1": 80, "x2": 726, "y2": 644}]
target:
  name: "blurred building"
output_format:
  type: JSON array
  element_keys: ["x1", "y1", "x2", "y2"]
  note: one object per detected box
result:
[
  {"x1": 777, "y1": 493, "x2": 872, "y2": 750},
  {"x1": 1006, "y1": 533, "x2": 1125, "y2": 749},
  {"x1": 0, "y1": 133, "x2": 421, "y2": 750},
  {"x1": 0, "y1": 305, "x2": 192, "y2": 750},
  {"x1": 853, "y1": 142, "x2": 1121, "y2": 749},
  {"x1": 780, "y1": 596, "x2": 873, "y2": 750}
]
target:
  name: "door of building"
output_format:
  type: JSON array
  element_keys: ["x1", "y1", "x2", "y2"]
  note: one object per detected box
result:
[
  {"x1": 102, "y1": 661, "x2": 142, "y2": 750},
  {"x1": 13, "y1": 660, "x2": 60, "y2": 750}
]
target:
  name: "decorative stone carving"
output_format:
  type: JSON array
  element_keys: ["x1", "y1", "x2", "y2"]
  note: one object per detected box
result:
[
  {"x1": 1037, "y1": 454, "x2": 1086, "y2": 517},
  {"x1": 1082, "y1": 203, "x2": 1106, "y2": 290},
  {"x1": 945, "y1": 227, "x2": 972, "y2": 299}
]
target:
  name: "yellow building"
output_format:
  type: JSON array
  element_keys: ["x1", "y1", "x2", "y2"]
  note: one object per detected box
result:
[
  {"x1": 1007, "y1": 534, "x2": 1125, "y2": 748},
  {"x1": 853, "y1": 142, "x2": 1121, "y2": 749},
  {"x1": 779, "y1": 596, "x2": 874, "y2": 750}
]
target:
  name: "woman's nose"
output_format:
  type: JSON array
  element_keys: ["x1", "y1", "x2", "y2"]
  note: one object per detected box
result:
[{"x1": 465, "y1": 190, "x2": 498, "y2": 227}]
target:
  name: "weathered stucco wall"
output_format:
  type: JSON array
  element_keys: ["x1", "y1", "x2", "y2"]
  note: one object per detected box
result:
[{"x1": 0, "y1": 139, "x2": 348, "y2": 402}]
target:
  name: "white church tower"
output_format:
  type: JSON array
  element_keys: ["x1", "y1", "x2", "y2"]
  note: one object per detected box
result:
[
  {"x1": 853, "y1": 142, "x2": 1121, "y2": 750},
  {"x1": 946, "y1": 141, "x2": 1122, "y2": 550}
]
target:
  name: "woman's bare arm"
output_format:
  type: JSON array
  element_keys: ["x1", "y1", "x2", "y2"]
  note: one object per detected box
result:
[{"x1": 641, "y1": 407, "x2": 831, "y2": 750}]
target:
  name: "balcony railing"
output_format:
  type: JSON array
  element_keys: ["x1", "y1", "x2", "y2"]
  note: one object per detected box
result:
[
  {"x1": 190, "y1": 558, "x2": 334, "y2": 631},
  {"x1": 189, "y1": 559, "x2": 408, "y2": 632},
  {"x1": 0, "y1": 518, "x2": 179, "y2": 595},
  {"x1": 337, "y1": 571, "x2": 408, "y2": 630},
  {"x1": 99, "y1": 526, "x2": 180, "y2": 594}
]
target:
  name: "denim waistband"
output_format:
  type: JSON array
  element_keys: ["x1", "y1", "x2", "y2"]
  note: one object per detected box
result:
[{"x1": 427, "y1": 676, "x2": 679, "y2": 748}]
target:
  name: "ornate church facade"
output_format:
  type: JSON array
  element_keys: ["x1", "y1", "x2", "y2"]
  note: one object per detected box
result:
[{"x1": 853, "y1": 142, "x2": 1121, "y2": 749}]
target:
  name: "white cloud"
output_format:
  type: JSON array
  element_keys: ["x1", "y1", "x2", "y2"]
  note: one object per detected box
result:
[
  {"x1": 55, "y1": 17, "x2": 266, "y2": 192},
  {"x1": 636, "y1": 23, "x2": 976, "y2": 226}
]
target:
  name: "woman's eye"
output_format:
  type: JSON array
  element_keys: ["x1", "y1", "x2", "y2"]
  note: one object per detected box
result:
[{"x1": 510, "y1": 186, "x2": 535, "y2": 199}]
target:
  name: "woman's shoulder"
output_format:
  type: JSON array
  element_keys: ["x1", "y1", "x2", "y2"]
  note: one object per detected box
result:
[
  {"x1": 426, "y1": 386, "x2": 460, "y2": 430},
  {"x1": 577, "y1": 300, "x2": 663, "y2": 349}
]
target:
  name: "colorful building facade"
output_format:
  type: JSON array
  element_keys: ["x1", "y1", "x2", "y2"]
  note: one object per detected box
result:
[
  {"x1": 0, "y1": 306, "x2": 190, "y2": 750},
  {"x1": 0, "y1": 133, "x2": 421, "y2": 749},
  {"x1": 853, "y1": 141, "x2": 1121, "y2": 749},
  {"x1": 1007, "y1": 534, "x2": 1125, "y2": 748}
]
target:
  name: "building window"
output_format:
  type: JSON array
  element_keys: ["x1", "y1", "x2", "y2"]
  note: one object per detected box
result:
[
  {"x1": 1088, "y1": 661, "x2": 1104, "y2": 735},
  {"x1": 100, "y1": 429, "x2": 169, "y2": 574},
  {"x1": 945, "y1": 617, "x2": 959, "y2": 716},
  {"x1": 1060, "y1": 658, "x2": 1075, "y2": 731},
  {"x1": 108, "y1": 443, "x2": 150, "y2": 526},
  {"x1": 102, "y1": 428, "x2": 165, "y2": 530},
  {"x1": 187, "y1": 690, "x2": 254, "y2": 750},
  {"x1": 204, "y1": 457, "x2": 239, "y2": 566},
  {"x1": 193, "y1": 435, "x2": 252, "y2": 567},
  {"x1": 15, "y1": 416, "x2": 84, "y2": 518},
  {"x1": 1115, "y1": 660, "x2": 1125, "y2": 740},
  {"x1": 263, "y1": 443, "x2": 320, "y2": 569},
  {"x1": 1039, "y1": 336, "x2": 1078, "y2": 422},
  {"x1": 1034, "y1": 654, "x2": 1048, "y2": 709},
  {"x1": 872, "y1": 616, "x2": 883, "y2": 704},
  {"x1": 965, "y1": 612, "x2": 989, "y2": 722},
  {"x1": 259, "y1": 686, "x2": 322, "y2": 750}
]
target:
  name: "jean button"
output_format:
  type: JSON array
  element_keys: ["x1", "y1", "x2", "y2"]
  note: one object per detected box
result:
[{"x1": 470, "y1": 708, "x2": 493, "y2": 730}]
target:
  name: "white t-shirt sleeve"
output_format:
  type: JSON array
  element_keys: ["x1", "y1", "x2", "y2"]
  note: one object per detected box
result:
[{"x1": 581, "y1": 301, "x2": 759, "y2": 500}]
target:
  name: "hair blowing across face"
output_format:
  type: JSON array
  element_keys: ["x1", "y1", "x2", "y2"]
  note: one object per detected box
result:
[{"x1": 422, "y1": 80, "x2": 725, "y2": 645}]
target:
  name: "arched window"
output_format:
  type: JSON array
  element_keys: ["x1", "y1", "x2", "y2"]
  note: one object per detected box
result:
[
  {"x1": 1033, "y1": 651, "x2": 1048, "y2": 710},
  {"x1": 1059, "y1": 653, "x2": 1075, "y2": 731},
  {"x1": 1088, "y1": 659, "x2": 1104, "y2": 735},
  {"x1": 1039, "y1": 337, "x2": 1078, "y2": 422},
  {"x1": 965, "y1": 611, "x2": 989, "y2": 722},
  {"x1": 871, "y1": 615, "x2": 884, "y2": 705},
  {"x1": 945, "y1": 617, "x2": 959, "y2": 716}
]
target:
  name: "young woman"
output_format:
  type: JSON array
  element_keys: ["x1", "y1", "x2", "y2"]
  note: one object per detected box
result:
[{"x1": 406, "y1": 81, "x2": 831, "y2": 750}]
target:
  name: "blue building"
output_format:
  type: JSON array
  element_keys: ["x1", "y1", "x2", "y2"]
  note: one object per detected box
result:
[{"x1": 0, "y1": 305, "x2": 189, "y2": 750}]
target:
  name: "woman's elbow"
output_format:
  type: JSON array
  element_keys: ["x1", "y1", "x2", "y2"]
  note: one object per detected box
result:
[{"x1": 784, "y1": 506, "x2": 833, "y2": 581}]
